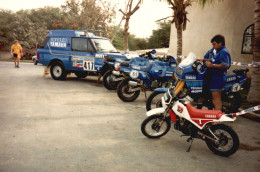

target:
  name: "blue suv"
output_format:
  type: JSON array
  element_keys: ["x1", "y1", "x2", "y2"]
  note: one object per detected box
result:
[{"x1": 37, "y1": 29, "x2": 135, "y2": 80}]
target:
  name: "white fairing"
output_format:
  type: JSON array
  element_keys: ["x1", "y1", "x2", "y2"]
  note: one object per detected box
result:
[
  {"x1": 179, "y1": 52, "x2": 197, "y2": 67},
  {"x1": 146, "y1": 108, "x2": 165, "y2": 116}
]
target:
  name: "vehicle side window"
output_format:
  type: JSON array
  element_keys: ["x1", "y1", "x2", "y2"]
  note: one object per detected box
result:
[
  {"x1": 40, "y1": 37, "x2": 50, "y2": 48},
  {"x1": 87, "y1": 39, "x2": 95, "y2": 53},
  {"x1": 72, "y1": 38, "x2": 94, "y2": 53}
]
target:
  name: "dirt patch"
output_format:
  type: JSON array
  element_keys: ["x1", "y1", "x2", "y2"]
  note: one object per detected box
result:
[{"x1": 240, "y1": 143, "x2": 260, "y2": 151}]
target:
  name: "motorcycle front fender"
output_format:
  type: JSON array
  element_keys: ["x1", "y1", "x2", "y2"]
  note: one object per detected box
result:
[
  {"x1": 146, "y1": 107, "x2": 165, "y2": 117},
  {"x1": 154, "y1": 87, "x2": 168, "y2": 92}
]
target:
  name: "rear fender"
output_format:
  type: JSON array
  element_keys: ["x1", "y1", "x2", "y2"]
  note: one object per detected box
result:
[{"x1": 146, "y1": 108, "x2": 165, "y2": 117}]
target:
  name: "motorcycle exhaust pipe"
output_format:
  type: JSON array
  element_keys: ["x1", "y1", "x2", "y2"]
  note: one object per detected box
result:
[{"x1": 128, "y1": 81, "x2": 138, "y2": 86}]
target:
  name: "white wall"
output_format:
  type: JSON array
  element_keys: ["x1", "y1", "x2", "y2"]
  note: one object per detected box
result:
[{"x1": 169, "y1": 0, "x2": 255, "y2": 63}]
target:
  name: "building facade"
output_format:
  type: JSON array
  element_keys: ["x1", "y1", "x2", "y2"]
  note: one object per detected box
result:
[{"x1": 169, "y1": 0, "x2": 255, "y2": 65}]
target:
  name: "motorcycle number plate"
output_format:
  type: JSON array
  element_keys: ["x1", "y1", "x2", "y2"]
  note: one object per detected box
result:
[{"x1": 130, "y1": 70, "x2": 139, "y2": 79}]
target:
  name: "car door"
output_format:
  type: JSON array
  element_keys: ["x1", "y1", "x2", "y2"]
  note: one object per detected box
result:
[{"x1": 70, "y1": 37, "x2": 96, "y2": 71}]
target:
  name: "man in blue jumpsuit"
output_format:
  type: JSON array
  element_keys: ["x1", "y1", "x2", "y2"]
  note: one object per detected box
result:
[{"x1": 203, "y1": 35, "x2": 231, "y2": 110}]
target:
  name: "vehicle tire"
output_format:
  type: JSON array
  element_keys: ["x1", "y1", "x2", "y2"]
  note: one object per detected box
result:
[
  {"x1": 103, "y1": 70, "x2": 120, "y2": 90},
  {"x1": 117, "y1": 79, "x2": 140, "y2": 102},
  {"x1": 221, "y1": 92, "x2": 242, "y2": 113},
  {"x1": 146, "y1": 91, "x2": 165, "y2": 111},
  {"x1": 205, "y1": 124, "x2": 239, "y2": 157},
  {"x1": 75, "y1": 71, "x2": 88, "y2": 79},
  {"x1": 141, "y1": 115, "x2": 171, "y2": 139},
  {"x1": 50, "y1": 62, "x2": 67, "y2": 80}
]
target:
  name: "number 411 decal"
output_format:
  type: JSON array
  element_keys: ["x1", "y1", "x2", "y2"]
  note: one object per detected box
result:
[{"x1": 84, "y1": 61, "x2": 96, "y2": 71}]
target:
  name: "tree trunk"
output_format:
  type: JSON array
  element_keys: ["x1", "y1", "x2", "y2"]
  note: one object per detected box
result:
[
  {"x1": 123, "y1": 16, "x2": 130, "y2": 51},
  {"x1": 177, "y1": 24, "x2": 183, "y2": 56},
  {"x1": 247, "y1": 0, "x2": 260, "y2": 103}
]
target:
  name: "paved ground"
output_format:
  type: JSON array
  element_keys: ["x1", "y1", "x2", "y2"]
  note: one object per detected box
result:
[{"x1": 0, "y1": 62, "x2": 259, "y2": 172}]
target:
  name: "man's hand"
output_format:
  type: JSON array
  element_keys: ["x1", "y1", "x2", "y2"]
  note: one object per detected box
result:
[{"x1": 205, "y1": 61, "x2": 214, "y2": 68}]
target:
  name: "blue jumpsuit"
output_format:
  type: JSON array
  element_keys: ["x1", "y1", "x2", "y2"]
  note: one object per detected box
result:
[{"x1": 204, "y1": 46, "x2": 231, "y2": 92}]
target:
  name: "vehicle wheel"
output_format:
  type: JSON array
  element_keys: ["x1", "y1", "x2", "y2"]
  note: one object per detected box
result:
[
  {"x1": 50, "y1": 62, "x2": 67, "y2": 80},
  {"x1": 75, "y1": 71, "x2": 88, "y2": 79},
  {"x1": 221, "y1": 92, "x2": 242, "y2": 113},
  {"x1": 205, "y1": 124, "x2": 239, "y2": 157},
  {"x1": 146, "y1": 91, "x2": 165, "y2": 111},
  {"x1": 34, "y1": 60, "x2": 38, "y2": 65},
  {"x1": 103, "y1": 70, "x2": 120, "y2": 90},
  {"x1": 141, "y1": 115, "x2": 171, "y2": 139},
  {"x1": 117, "y1": 79, "x2": 140, "y2": 102}
]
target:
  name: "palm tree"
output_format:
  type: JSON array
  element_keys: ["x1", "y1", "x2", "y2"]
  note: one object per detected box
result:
[
  {"x1": 158, "y1": 0, "x2": 192, "y2": 56},
  {"x1": 247, "y1": 0, "x2": 260, "y2": 103}
]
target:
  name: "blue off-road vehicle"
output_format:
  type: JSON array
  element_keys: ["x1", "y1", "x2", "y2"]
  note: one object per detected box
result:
[{"x1": 37, "y1": 29, "x2": 136, "y2": 80}]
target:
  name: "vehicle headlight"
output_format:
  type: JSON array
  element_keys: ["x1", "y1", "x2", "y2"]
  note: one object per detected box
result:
[
  {"x1": 130, "y1": 70, "x2": 139, "y2": 79},
  {"x1": 176, "y1": 67, "x2": 183, "y2": 76}
]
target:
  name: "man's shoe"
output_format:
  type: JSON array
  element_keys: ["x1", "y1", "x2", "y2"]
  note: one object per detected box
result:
[{"x1": 17, "y1": 65, "x2": 20, "y2": 68}]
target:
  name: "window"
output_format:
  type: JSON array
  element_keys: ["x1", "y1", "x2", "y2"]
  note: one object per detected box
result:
[
  {"x1": 91, "y1": 38, "x2": 117, "y2": 53},
  {"x1": 72, "y1": 38, "x2": 94, "y2": 53},
  {"x1": 241, "y1": 24, "x2": 254, "y2": 54}
]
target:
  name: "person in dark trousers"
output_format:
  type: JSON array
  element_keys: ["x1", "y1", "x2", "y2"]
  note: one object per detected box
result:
[
  {"x1": 11, "y1": 40, "x2": 23, "y2": 68},
  {"x1": 203, "y1": 35, "x2": 231, "y2": 110}
]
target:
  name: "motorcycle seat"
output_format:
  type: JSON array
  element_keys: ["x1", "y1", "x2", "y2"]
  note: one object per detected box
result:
[{"x1": 186, "y1": 103, "x2": 223, "y2": 119}]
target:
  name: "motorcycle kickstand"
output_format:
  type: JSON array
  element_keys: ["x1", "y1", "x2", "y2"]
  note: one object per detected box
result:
[{"x1": 186, "y1": 137, "x2": 194, "y2": 152}]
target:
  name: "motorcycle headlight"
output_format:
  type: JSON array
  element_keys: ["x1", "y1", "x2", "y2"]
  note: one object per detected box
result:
[
  {"x1": 231, "y1": 83, "x2": 241, "y2": 92},
  {"x1": 176, "y1": 67, "x2": 183, "y2": 76},
  {"x1": 130, "y1": 70, "x2": 139, "y2": 79}
]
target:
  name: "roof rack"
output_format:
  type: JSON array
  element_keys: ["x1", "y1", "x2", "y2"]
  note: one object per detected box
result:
[{"x1": 84, "y1": 29, "x2": 108, "y2": 38}]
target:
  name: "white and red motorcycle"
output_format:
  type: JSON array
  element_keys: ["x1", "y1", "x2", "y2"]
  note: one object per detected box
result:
[{"x1": 141, "y1": 88, "x2": 260, "y2": 157}]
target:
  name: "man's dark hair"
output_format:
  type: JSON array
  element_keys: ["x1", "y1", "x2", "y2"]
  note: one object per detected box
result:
[{"x1": 211, "y1": 34, "x2": 225, "y2": 46}]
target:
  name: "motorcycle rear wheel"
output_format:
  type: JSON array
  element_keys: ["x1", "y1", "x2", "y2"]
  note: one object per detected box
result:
[
  {"x1": 117, "y1": 79, "x2": 140, "y2": 102},
  {"x1": 221, "y1": 92, "x2": 242, "y2": 113},
  {"x1": 205, "y1": 124, "x2": 239, "y2": 157},
  {"x1": 141, "y1": 115, "x2": 171, "y2": 139}
]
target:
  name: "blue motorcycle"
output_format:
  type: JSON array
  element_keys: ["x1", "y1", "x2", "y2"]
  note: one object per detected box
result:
[
  {"x1": 146, "y1": 53, "x2": 249, "y2": 113},
  {"x1": 102, "y1": 50, "x2": 156, "y2": 90},
  {"x1": 116, "y1": 55, "x2": 178, "y2": 102}
]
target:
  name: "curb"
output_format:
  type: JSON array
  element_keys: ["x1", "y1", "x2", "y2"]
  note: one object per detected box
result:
[{"x1": 239, "y1": 108, "x2": 260, "y2": 122}]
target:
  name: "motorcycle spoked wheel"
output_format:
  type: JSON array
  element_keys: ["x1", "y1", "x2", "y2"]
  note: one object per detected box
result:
[
  {"x1": 146, "y1": 91, "x2": 165, "y2": 111},
  {"x1": 141, "y1": 115, "x2": 171, "y2": 139},
  {"x1": 221, "y1": 92, "x2": 242, "y2": 113},
  {"x1": 103, "y1": 70, "x2": 120, "y2": 90},
  {"x1": 205, "y1": 124, "x2": 239, "y2": 157},
  {"x1": 117, "y1": 79, "x2": 140, "y2": 102}
]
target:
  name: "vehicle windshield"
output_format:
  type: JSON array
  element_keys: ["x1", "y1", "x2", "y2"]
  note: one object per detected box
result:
[
  {"x1": 91, "y1": 38, "x2": 117, "y2": 53},
  {"x1": 179, "y1": 52, "x2": 198, "y2": 67}
]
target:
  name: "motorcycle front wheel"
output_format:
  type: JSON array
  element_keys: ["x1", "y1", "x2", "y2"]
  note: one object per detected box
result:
[
  {"x1": 146, "y1": 91, "x2": 165, "y2": 111},
  {"x1": 117, "y1": 79, "x2": 140, "y2": 102},
  {"x1": 205, "y1": 124, "x2": 239, "y2": 157},
  {"x1": 141, "y1": 115, "x2": 171, "y2": 139},
  {"x1": 103, "y1": 70, "x2": 120, "y2": 90}
]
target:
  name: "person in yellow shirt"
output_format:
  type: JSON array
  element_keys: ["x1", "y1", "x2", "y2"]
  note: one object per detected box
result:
[{"x1": 11, "y1": 40, "x2": 23, "y2": 68}]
